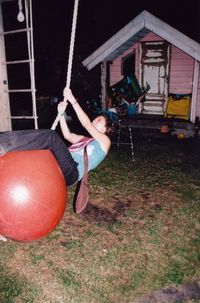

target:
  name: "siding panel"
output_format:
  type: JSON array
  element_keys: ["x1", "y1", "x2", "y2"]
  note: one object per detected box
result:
[{"x1": 169, "y1": 46, "x2": 194, "y2": 94}]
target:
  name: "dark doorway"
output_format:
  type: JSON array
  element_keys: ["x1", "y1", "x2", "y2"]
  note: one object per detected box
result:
[{"x1": 121, "y1": 51, "x2": 135, "y2": 77}]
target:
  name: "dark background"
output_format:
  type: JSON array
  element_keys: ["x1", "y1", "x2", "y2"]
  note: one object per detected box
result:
[
  {"x1": 1, "y1": 0, "x2": 200, "y2": 128},
  {"x1": 32, "y1": 0, "x2": 200, "y2": 99}
]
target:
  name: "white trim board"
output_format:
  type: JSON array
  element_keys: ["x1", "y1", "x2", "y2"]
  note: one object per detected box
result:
[{"x1": 83, "y1": 10, "x2": 200, "y2": 70}]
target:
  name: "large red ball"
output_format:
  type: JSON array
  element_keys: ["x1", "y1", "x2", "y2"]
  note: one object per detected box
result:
[{"x1": 0, "y1": 150, "x2": 67, "y2": 242}]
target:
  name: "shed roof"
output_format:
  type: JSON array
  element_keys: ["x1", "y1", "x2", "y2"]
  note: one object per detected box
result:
[{"x1": 82, "y1": 10, "x2": 200, "y2": 70}]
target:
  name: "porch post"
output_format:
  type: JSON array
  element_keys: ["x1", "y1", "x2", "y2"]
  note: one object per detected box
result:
[
  {"x1": 190, "y1": 60, "x2": 199, "y2": 123},
  {"x1": 101, "y1": 60, "x2": 108, "y2": 110}
]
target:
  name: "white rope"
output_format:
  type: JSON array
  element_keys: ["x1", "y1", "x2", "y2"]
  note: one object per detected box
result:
[
  {"x1": 25, "y1": 0, "x2": 38, "y2": 129},
  {"x1": 51, "y1": 0, "x2": 79, "y2": 130}
]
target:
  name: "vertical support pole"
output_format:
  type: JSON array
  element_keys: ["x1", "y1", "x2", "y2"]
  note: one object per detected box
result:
[
  {"x1": 0, "y1": 4, "x2": 12, "y2": 131},
  {"x1": 27, "y1": 0, "x2": 38, "y2": 129},
  {"x1": 101, "y1": 61, "x2": 108, "y2": 110},
  {"x1": 191, "y1": 60, "x2": 199, "y2": 123}
]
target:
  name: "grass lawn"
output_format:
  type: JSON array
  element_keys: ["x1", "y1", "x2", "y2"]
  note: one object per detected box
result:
[{"x1": 0, "y1": 135, "x2": 200, "y2": 303}]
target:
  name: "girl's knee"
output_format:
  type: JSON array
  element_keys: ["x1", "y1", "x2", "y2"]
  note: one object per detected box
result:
[
  {"x1": 50, "y1": 129, "x2": 60, "y2": 139},
  {"x1": 48, "y1": 130, "x2": 62, "y2": 145},
  {"x1": 43, "y1": 129, "x2": 58, "y2": 139}
]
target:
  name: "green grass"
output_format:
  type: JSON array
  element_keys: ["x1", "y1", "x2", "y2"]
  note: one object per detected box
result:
[
  {"x1": 0, "y1": 136, "x2": 200, "y2": 302},
  {"x1": 0, "y1": 265, "x2": 37, "y2": 303}
]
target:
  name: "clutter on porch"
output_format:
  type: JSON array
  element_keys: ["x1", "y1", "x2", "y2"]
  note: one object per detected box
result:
[{"x1": 107, "y1": 75, "x2": 150, "y2": 118}]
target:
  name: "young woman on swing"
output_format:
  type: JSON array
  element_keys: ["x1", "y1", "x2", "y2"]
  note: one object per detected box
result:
[{"x1": 0, "y1": 88, "x2": 113, "y2": 212}]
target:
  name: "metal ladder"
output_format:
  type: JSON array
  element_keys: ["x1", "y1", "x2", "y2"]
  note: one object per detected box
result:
[{"x1": 0, "y1": 0, "x2": 38, "y2": 129}]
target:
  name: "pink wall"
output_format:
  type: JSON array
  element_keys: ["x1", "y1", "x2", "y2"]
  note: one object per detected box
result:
[
  {"x1": 169, "y1": 46, "x2": 194, "y2": 94},
  {"x1": 109, "y1": 46, "x2": 138, "y2": 86},
  {"x1": 109, "y1": 32, "x2": 200, "y2": 118},
  {"x1": 109, "y1": 32, "x2": 163, "y2": 86},
  {"x1": 110, "y1": 32, "x2": 195, "y2": 93}
]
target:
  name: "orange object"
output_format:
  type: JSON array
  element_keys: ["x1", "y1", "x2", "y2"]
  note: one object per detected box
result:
[
  {"x1": 160, "y1": 124, "x2": 169, "y2": 133},
  {"x1": 0, "y1": 150, "x2": 67, "y2": 242},
  {"x1": 177, "y1": 133, "x2": 185, "y2": 140}
]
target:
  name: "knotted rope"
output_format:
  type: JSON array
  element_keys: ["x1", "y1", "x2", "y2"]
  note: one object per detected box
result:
[{"x1": 51, "y1": 0, "x2": 79, "y2": 130}]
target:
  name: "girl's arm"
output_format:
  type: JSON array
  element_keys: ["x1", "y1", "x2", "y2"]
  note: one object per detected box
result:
[
  {"x1": 57, "y1": 101, "x2": 84, "y2": 144},
  {"x1": 63, "y1": 88, "x2": 110, "y2": 153}
]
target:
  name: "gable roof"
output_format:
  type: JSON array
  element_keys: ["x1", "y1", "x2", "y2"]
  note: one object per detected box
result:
[{"x1": 82, "y1": 10, "x2": 200, "y2": 70}]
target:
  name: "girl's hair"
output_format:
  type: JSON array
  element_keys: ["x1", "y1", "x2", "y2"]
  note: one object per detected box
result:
[{"x1": 101, "y1": 113, "x2": 116, "y2": 137}]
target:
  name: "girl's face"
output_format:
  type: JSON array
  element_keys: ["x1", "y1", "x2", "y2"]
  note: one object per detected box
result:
[{"x1": 92, "y1": 116, "x2": 107, "y2": 134}]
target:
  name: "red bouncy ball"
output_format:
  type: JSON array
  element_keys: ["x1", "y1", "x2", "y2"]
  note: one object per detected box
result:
[{"x1": 0, "y1": 150, "x2": 67, "y2": 242}]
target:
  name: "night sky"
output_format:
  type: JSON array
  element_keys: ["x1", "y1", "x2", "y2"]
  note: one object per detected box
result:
[
  {"x1": 33, "y1": 0, "x2": 199, "y2": 97},
  {"x1": 3, "y1": 0, "x2": 200, "y2": 99}
]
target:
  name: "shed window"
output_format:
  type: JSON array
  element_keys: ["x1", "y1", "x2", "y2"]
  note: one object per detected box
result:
[{"x1": 121, "y1": 51, "x2": 135, "y2": 76}]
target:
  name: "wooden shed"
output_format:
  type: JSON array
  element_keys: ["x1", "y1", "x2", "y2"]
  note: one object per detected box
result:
[{"x1": 82, "y1": 10, "x2": 200, "y2": 137}]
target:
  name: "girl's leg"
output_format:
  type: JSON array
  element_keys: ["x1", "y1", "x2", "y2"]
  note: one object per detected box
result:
[{"x1": 0, "y1": 129, "x2": 78, "y2": 185}]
